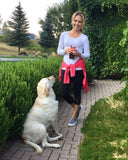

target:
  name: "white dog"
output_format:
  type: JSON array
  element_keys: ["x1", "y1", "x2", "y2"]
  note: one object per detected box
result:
[{"x1": 22, "y1": 76, "x2": 63, "y2": 154}]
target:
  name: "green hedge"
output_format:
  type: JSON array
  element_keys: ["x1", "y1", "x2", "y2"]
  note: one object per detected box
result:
[
  {"x1": 78, "y1": 0, "x2": 128, "y2": 78},
  {"x1": 0, "y1": 57, "x2": 95, "y2": 148},
  {"x1": 113, "y1": 22, "x2": 128, "y2": 101}
]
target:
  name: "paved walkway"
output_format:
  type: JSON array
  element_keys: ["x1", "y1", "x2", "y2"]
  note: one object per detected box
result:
[
  {"x1": 0, "y1": 80, "x2": 125, "y2": 160},
  {"x1": 0, "y1": 58, "x2": 37, "y2": 61}
]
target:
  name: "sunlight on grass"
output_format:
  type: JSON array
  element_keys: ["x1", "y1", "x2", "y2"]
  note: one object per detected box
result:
[
  {"x1": 113, "y1": 153, "x2": 127, "y2": 159},
  {"x1": 0, "y1": 42, "x2": 25, "y2": 56},
  {"x1": 110, "y1": 140, "x2": 127, "y2": 159},
  {"x1": 106, "y1": 97, "x2": 125, "y2": 109},
  {"x1": 79, "y1": 97, "x2": 128, "y2": 160}
]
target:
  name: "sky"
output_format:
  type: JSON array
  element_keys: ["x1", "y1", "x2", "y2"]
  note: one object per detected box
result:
[{"x1": 0, "y1": 0, "x2": 64, "y2": 35}]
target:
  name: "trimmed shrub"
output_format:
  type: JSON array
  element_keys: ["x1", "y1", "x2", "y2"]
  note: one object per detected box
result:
[
  {"x1": 0, "y1": 67, "x2": 33, "y2": 138},
  {"x1": 0, "y1": 99, "x2": 10, "y2": 148}
]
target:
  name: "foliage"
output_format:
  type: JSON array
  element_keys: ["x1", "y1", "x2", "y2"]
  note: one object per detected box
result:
[
  {"x1": 114, "y1": 21, "x2": 128, "y2": 100},
  {"x1": 84, "y1": 59, "x2": 95, "y2": 83},
  {"x1": 0, "y1": 101, "x2": 10, "y2": 148},
  {"x1": 119, "y1": 21, "x2": 128, "y2": 48},
  {"x1": 69, "y1": 0, "x2": 78, "y2": 16},
  {"x1": 7, "y1": 2, "x2": 29, "y2": 55},
  {"x1": 0, "y1": 63, "x2": 33, "y2": 139},
  {"x1": 0, "y1": 22, "x2": 10, "y2": 43},
  {"x1": 49, "y1": 1, "x2": 70, "y2": 41},
  {"x1": 48, "y1": 1, "x2": 71, "y2": 47},
  {"x1": 101, "y1": 18, "x2": 127, "y2": 79},
  {"x1": 101, "y1": 62, "x2": 123, "y2": 79},
  {"x1": 25, "y1": 40, "x2": 45, "y2": 55},
  {"x1": 0, "y1": 35, "x2": 7, "y2": 43},
  {"x1": 39, "y1": 12, "x2": 55, "y2": 56},
  {"x1": 78, "y1": 0, "x2": 128, "y2": 78},
  {"x1": 48, "y1": 0, "x2": 78, "y2": 47},
  {"x1": 78, "y1": 0, "x2": 128, "y2": 11},
  {"x1": 1, "y1": 22, "x2": 8, "y2": 35},
  {"x1": 0, "y1": 14, "x2": 2, "y2": 30},
  {"x1": 79, "y1": 97, "x2": 128, "y2": 160}
]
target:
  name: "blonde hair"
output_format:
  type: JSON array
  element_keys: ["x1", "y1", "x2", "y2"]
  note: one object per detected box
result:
[{"x1": 71, "y1": 11, "x2": 85, "y2": 32}]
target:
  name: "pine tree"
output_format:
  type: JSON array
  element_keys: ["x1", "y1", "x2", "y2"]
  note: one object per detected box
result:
[
  {"x1": 1, "y1": 22, "x2": 10, "y2": 42},
  {"x1": 7, "y1": 2, "x2": 29, "y2": 55},
  {"x1": 0, "y1": 15, "x2": 2, "y2": 34},
  {"x1": 39, "y1": 12, "x2": 55, "y2": 56},
  {"x1": 2, "y1": 22, "x2": 9, "y2": 35}
]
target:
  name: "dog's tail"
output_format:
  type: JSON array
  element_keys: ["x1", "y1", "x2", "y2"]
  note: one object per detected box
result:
[{"x1": 24, "y1": 140, "x2": 42, "y2": 154}]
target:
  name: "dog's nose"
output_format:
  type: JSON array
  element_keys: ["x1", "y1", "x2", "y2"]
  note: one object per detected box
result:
[
  {"x1": 50, "y1": 75, "x2": 55, "y2": 79},
  {"x1": 48, "y1": 75, "x2": 55, "y2": 81}
]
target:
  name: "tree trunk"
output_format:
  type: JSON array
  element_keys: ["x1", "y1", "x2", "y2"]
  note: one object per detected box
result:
[{"x1": 18, "y1": 46, "x2": 20, "y2": 56}]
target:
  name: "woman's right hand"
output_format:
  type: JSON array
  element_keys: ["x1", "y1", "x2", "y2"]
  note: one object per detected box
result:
[{"x1": 64, "y1": 48, "x2": 72, "y2": 55}]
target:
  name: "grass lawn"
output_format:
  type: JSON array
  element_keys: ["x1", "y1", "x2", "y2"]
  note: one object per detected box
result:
[
  {"x1": 0, "y1": 42, "x2": 25, "y2": 56},
  {"x1": 79, "y1": 96, "x2": 128, "y2": 160}
]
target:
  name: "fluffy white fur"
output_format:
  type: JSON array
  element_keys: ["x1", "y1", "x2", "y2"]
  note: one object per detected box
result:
[{"x1": 22, "y1": 76, "x2": 63, "y2": 154}]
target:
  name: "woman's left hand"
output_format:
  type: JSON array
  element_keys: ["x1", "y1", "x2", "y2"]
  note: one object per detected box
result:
[{"x1": 72, "y1": 50, "x2": 81, "y2": 57}]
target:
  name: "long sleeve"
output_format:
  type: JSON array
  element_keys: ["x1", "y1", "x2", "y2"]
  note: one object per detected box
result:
[
  {"x1": 57, "y1": 33, "x2": 65, "y2": 56},
  {"x1": 57, "y1": 31, "x2": 90, "y2": 65},
  {"x1": 78, "y1": 35, "x2": 90, "y2": 59}
]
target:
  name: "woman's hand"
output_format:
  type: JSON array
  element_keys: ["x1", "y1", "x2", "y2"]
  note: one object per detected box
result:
[
  {"x1": 64, "y1": 48, "x2": 72, "y2": 55},
  {"x1": 65, "y1": 48, "x2": 81, "y2": 57},
  {"x1": 72, "y1": 50, "x2": 81, "y2": 57}
]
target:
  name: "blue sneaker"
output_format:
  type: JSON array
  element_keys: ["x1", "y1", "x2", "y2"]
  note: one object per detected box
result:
[
  {"x1": 76, "y1": 105, "x2": 83, "y2": 121},
  {"x1": 68, "y1": 118, "x2": 77, "y2": 127}
]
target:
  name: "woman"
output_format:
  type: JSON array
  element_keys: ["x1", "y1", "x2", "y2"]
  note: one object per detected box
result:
[{"x1": 57, "y1": 11, "x2": 90, "y2": 127}]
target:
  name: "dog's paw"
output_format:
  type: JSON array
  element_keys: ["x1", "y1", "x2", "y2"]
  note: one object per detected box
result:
[
  {"x1": 58, "y1": 134, "x2": 63, "y2": 140},
  {"x1": 58, "y1": 133, "x2": 63, "y2": 137},
  {"x1": 37, "y1": 148, "x2": 42, "y2": 155},
  {"x1": 54, "y1": 144, "x2": 60, "y2": 148}
]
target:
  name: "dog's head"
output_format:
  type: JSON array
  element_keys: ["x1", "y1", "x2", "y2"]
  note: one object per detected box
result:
[{"x1": 37, "y1": 75, "x2": 55, "y2": 97}]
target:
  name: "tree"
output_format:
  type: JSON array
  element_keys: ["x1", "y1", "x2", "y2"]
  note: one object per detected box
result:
[
  {"x1": 7, "y1": 2, "x2": 29, "y2": 55},
  {"x1": 2, "y1": 22, "x2": 8, "y2": 35},
  {"x1": 69, "y1": 0, "x2": 78, "y2": 16},
  {"x1": 0, "y1": 14, "x2": 2, "y2": 24},
  {"x1": 0, "y1": 22, "x2": 10, "y2": 42},
  {"x1": 0, "y1": 15, "x2": 2, "y2": 34},
  {"x1": 48, "y1": 0, "x2": 78, "y2": 47},
  {"x1": 49, "y1": 1, "x2": 71, "y2": 38},
  {"x1": 39, "y1": 12, "x2": 55, "y2": 56}
]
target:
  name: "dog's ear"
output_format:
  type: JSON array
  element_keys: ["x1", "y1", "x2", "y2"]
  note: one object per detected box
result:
[
  {"x1": 37, "y1": 83, "x2": 49, "y2": 97},
  {"x1": 43, "y1": 85, "x2": 49, "y2": 97}
]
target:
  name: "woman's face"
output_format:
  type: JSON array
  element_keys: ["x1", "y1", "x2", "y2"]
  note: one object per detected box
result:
[{"x1": 72, "y1": 15, "x2": 83, "y2": 32}]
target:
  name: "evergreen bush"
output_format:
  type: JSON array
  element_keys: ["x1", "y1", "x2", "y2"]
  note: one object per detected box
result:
[
  {"x1": 113, "y1": 21, "x2": 128, "y2": 100},
  {"x1": 0, "y1": 100, "x2": 10, "y2": 148},
  {"x1": 0, "y1": 65, "x2": 33, "y2": 138}
]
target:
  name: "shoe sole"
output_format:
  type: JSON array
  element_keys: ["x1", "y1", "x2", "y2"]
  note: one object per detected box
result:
[{"x1": 68, "y1": 121, "x2": 77, "y2": 127}]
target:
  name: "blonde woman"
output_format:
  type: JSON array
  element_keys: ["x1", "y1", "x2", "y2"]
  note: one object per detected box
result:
[{"x1": 57, "y1": 11, "x2": 90, "y2": 127}]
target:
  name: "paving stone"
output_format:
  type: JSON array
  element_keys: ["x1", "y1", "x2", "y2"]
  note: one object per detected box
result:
[
  {"x1": 19, "y1": 153, "x2": 32, "y2": 160},
  {"x1": 12, "y1": 150, "x2": 24, "y2": 159}
]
